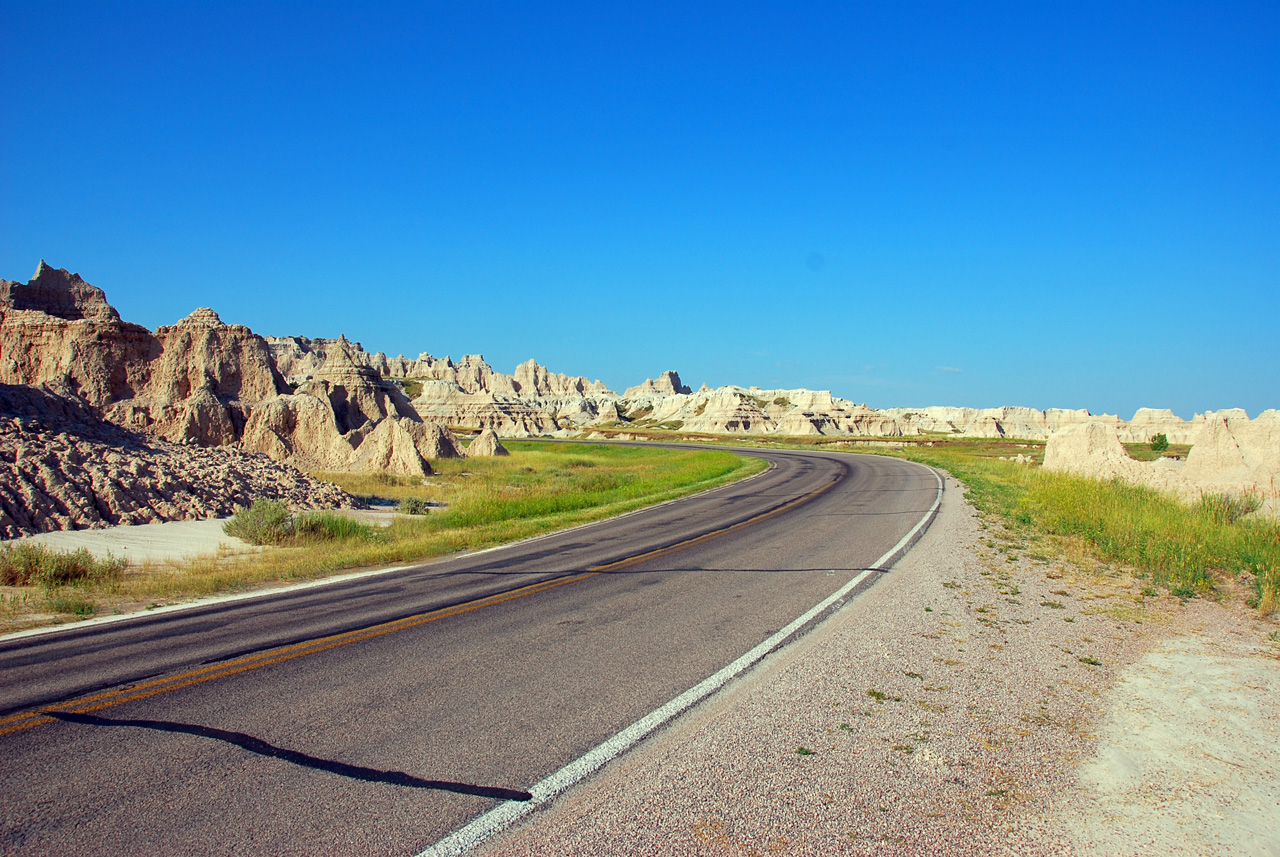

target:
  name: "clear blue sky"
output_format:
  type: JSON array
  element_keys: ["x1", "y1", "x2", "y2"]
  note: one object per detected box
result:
[{"x1": 3, "y1": 2, "x2": 1276, "y2": 418}]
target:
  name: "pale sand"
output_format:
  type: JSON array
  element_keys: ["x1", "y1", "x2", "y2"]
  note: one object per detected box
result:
[
  {"x1": 15, "y1": 518, "x2": 257, "y2": 564},
  {"x1": 9, "y1": 508, "x2": 408, "y2": 566}
]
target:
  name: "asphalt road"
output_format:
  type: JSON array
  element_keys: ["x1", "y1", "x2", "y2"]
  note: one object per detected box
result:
[{"x1": 0, "y1": 447, "x2": 940, "y2": 856}]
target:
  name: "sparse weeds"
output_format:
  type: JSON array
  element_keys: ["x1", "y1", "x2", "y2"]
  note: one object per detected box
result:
[{"x1": 397, "y1": 496, "x2": 431, "y2": 515}]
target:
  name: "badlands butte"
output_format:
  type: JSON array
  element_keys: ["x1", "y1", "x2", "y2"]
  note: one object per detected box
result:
[{"x1": 2, "y1": 262, "x2": 1277, "y2": 538}]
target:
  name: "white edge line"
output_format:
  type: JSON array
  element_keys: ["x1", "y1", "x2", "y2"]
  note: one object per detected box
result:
[
  {"x1": 416, "y1": 460, "x2": 944, "y2": 857},
  {"x1": 0, "y1": 459, "x2": 777, "y2": 644}
]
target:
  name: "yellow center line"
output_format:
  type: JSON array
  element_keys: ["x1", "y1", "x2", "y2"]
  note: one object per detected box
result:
[
  {"x1": 0, "y1": 573, "x2": 596, "y2": 738},
  {"x1": 2, "y1": 467, "x2": 842, "y2": 740}
]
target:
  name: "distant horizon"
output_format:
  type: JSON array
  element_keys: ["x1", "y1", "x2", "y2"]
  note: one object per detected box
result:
[
  {"x1": 4, "y1": 4, "x2": 1275, "y2": 421},
  {"x1": 6, "y1": 257, "x2": 1264, "y2": 423}
]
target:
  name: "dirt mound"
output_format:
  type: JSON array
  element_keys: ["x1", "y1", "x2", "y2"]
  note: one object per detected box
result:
[
  {"x1": 0, "y1": 385, "x2": 355, "y2": 539},
  {"x1": 465, "y1": 427, "x2": 509, "y2": 457}
]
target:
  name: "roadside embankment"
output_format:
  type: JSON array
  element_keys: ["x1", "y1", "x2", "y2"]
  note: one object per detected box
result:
[{"x1": 477, "y1": 474, "x2": 1279, "y2": 856}]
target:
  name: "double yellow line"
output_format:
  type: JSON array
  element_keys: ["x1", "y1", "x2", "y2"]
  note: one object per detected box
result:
[
  {"x1": 0, "y1": 573, "x2": 593, "y2": 738},
  {"x1": 1, "y1": 465, "x2": 841, "y2": 739}
]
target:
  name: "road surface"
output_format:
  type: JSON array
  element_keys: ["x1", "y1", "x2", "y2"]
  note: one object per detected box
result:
[{"x1": 0, "y1": 446, "x2": 939, "y2": 856}]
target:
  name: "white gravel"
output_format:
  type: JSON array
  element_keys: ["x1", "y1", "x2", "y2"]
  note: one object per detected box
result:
[{"x1": 473, "y1": 474, "x2": 1280, "y2": 856}]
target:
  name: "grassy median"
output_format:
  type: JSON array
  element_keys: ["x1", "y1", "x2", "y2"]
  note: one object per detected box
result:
[{"x1": 1, "y1": 442, "x2": 765, "y2": 631}]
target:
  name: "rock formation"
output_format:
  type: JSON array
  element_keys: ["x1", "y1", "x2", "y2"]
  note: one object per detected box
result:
[
  {"x1": 624, "y1": 371, "x2": 691, "y2": 398},
  {"x1": 1043, "y1": 412, "x2": 1280, "y2": 515},
  {"x1": 0, "y1": 384, "x2": 354, "y2": 539},
  {"x1": 1, "y1": 263, "x2": 462, "y2": 483},
  {"x1": 465, "y1": 427, "x2": 509, "y2": 457}
]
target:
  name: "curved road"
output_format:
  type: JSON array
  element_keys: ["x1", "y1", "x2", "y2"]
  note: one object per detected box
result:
[{"x1": 0, "y1": 447, "x2": 940, "y2": 856}]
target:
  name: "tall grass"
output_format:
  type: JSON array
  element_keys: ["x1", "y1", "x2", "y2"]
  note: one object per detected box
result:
[
  {"x1": 0, "y1": 543, "x2": 126, "y2": 588},
  {"x1": 890, "y1": 447, "x2": 1280, "y2": 614}
]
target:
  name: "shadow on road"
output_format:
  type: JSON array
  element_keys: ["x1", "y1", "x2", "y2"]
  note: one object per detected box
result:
[{"x1": 45, "y1": 710, "x2": 532, "y2": 801}]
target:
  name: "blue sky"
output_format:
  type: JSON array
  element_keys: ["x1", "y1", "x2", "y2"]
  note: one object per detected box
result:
[{"x1": 3, "y1": 2, "x2": 1276, "y2": 418}]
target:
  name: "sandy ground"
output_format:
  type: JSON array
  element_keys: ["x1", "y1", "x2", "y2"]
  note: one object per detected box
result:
[
  {"x1": 1054, "y1": 621, "x2": 1280, "y2": 855},
  {"x1": 16, "y1": 518, "x2": 258, "y2": 564},
  {"x1": 10, "y1": 509, "x2": 404, "y2": 565},
  {"x1": 476, "y1": 475, "x2": 1280, "y2": 856}
]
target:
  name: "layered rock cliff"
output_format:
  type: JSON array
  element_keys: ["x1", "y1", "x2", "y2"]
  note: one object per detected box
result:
[{"x1": 1, "y1": 263, "x2": 460, "y2": 485}]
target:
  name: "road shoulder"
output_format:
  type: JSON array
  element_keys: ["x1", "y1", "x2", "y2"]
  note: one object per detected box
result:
[{"x1": 475, "y1": 474, "x2": 1279, "y2": 856}]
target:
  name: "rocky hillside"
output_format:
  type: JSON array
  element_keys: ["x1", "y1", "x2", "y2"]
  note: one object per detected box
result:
[
  {"x1": 267, "y1": 332, "x2": 1211, "y2": 443},
  {"x1": 1043, "y1": 411, "x2": 1280, "y2": 515},
  {"x1": 1, "y1": 263, "x2": 461, "y2": 480},
  {"x1": 0, "y1": 384, "x2": 354, "y2": 539}
]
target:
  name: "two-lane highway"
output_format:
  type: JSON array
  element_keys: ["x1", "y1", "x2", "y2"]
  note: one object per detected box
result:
[{"x1": 0, "y1": 447, "x2": 940, "y2": 856}]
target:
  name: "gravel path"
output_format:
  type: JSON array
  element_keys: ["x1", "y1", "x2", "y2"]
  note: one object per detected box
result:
[{"x1": 476, "y1": 473, "x2": 1279, "y2": 856}]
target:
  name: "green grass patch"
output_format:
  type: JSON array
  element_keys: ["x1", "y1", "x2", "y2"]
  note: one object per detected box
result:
[
  {"x1": 1, "y1": 543, "x2": 126, "y2": 588},
  {"x1": 1122, "y1": 442, "x2": 1192, "y2": 462},
  {"x1": 867, "y1": 444, "x2": 1280, "y2": 614}
]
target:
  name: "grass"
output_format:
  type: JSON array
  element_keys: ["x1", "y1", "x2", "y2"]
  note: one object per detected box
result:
[
  {"x1": 1, "y1": 543, "x2": 126, "y2": 587},
  {"x1": 1, "y1": 442, "x2": 763, "y2": 630},
  {"x1": 860, "y1": 442, "x2": 1280, "y2": 615},
  {"x1": 0, "y1": 543, "x2": 128, "y2": 623},
  {"x1": 1122, "y1": 442, "x2": 1192, "y2": 462}
]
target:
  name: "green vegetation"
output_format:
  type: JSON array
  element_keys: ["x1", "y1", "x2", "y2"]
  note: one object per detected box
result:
[
  {"x1": 1123, "y1": 440, "x2": 1191, "y2": 461},
  {"x1": 1, "y1": 543, "x2": 126, "y2": 588},
  {"x1": 223, "y1": 499, "x2": 295, "y2": 545},
  {"x1": 868, "y1": 443, "x2": 1280, "y2": 615},
  {"x1": 1149, "y1": 432, "x2": 1170, "y2": 453},
  {"x1": 2, "y1": 443, "x2": 763, "y2": 631},
  {"x1": 397, "y1": 496, "x2": 431, "y2": 515},
  {"x1": 0, "y1": 543, "x2": 128, "y2": 622}
]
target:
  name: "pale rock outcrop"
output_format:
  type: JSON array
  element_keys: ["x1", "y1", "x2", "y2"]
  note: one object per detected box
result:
[
  {"x1": 1044, "y1": 413, "x2": 1280, "y2": 514},
  {"x1": 624, "y1": 371, "x2": 691, "y2": 398},
  {"x1": 1, "y1": 263, "x2": 159, "y2": 406},
  {"x1": 1182, "y1": 412, "x2": 1280, "y2": 504},
  {"x1": 0, "y1": 260, "x2": 121, "y2": 323},
  {"x1": 1043, "y1": 422, "x2": 1151, "y2": 482},
  {"x1": 1116, "y1": 407, "x2": 1201, "y2": 445},
  {"x1": 240, "y1": 391, "x2": 461, "y2": 477},
  {"x1": 465, "y1": 427, "x2": 509, "y2": 457},
  {"x1": 2, "y1": 264, "x2": 463, "y2": 487},
  {"x1": 105, "y1": 306, "x2": 289, "y2": 445}
]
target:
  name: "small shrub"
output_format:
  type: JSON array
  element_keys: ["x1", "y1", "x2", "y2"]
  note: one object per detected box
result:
[
  {"x1": 223, "y1": 500, "x2": 295, "y2": 545},
  {"x1": 1196, "y1": 493, "x2": 1261, "y2": 525},
  {"x1": 1149, "y1": 433, "x2": 1169, "y2": 453},
  {"x1": 397, "y1": 496, "x2": 431, "y2": 515},
  {"x1": 293, "y1": 512, "x2": 374, "y2": 542},
  {"x1": 0, "y1": 543, "x2": 125, "y2": 588}
]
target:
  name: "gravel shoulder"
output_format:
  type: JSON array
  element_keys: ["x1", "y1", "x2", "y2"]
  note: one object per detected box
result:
[{"x1": 477, "y1": 474, "x2": 1280, "y2": 856}]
